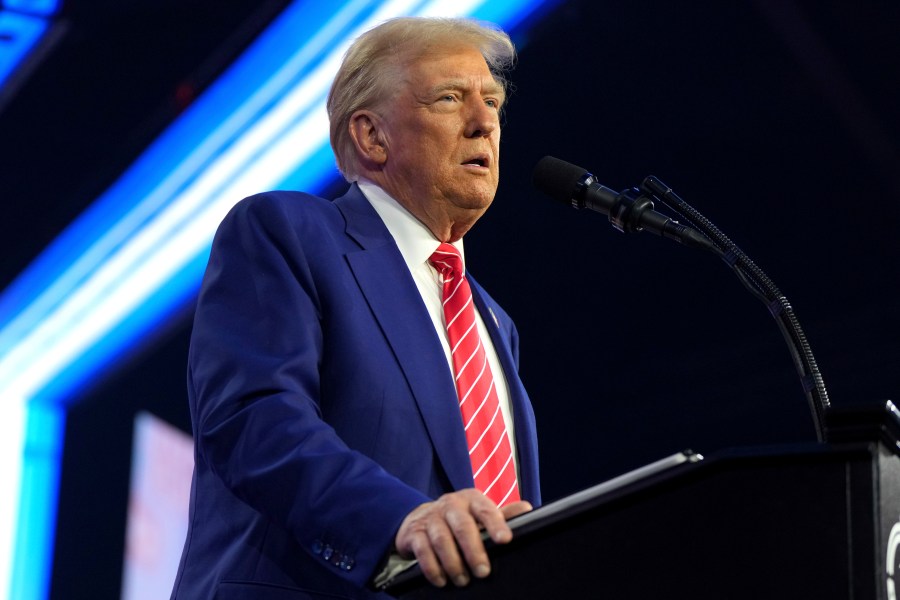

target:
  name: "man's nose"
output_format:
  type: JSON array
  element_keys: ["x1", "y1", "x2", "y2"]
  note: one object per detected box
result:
[{"x1": 465, "y1": 100, "x2": 499, "y2": 138}]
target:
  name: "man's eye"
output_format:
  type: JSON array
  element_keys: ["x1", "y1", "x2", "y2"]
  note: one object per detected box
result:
[
  {"x1": 441, "y1": 95, "x2": 456, "y2": 102},
  {"x1": 485, "y1": 99, "x2": 498, "y2": 108}
]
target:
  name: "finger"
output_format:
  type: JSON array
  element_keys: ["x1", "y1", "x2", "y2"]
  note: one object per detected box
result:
[
  {"x1": 409, "y1": 531, "x2": 447, "y2": 588},
  {"x1": 394, "y1": 503, "x2": 430, "y2": 558},
  {"x1": 500, "y1": 500, "x2": 533, "y2": 520},
  {"x1": 469, "y1": 496, "x2": 513, "y2": 546},
  {"x1": 395, "y1": 503, "x2": 449, "y2": 587},
  {"x1": 442, "y1": 500, "x2": 490, "y2": 581},
  {"x1": 427, "y1": 512, "x2": 471, "y2": 587}
]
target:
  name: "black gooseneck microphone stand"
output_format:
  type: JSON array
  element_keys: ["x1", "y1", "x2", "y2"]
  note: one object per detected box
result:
[{"x1": 637, "y1": 175, "x2": 831, "y2": 442}]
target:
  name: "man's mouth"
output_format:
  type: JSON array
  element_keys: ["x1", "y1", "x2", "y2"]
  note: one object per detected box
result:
[{"x1": 462, "y1": 154, "x2": 489, "y2": 168}]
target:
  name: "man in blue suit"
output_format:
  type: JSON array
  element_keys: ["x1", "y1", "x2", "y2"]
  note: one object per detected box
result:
[{"x1": 171, "y1": 16, "x2": 540, "y2": 600}]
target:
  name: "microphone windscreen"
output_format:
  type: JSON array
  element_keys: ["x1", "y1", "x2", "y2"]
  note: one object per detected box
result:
[{"x1": 532, "y1": 156, "x2": 589, "y2": 204}]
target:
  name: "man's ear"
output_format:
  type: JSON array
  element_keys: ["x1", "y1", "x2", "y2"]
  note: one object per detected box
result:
[{"x1": 348, "y1": 110, "x2": 388, "y2": 169}]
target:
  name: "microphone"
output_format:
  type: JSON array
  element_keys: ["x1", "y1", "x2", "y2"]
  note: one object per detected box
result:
[{"x1": 532, "y1": 156, "x2": 714, "y2": 251}]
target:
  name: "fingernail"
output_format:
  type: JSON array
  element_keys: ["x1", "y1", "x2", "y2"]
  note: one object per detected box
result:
[
  {"x1": 453, "y1": 574, "x2": 470, "y2": 587},
  {"x1": 474, "y1": 563, "x2": 490, "y2": 578},
  {"x1": 434, "y1": 575, "x2": 447, "y2": 588}
]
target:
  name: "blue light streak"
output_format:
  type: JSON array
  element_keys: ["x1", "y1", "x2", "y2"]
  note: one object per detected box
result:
[
  {"x1": 0, "y1": 10, "x2": 47, "y2": 86},
  {"x1": 2, "y1": 0, "x2": 60, "y2": 17}
]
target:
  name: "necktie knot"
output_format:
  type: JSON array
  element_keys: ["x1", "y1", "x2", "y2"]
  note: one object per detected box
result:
[{"x1": 429, "y1": 243, "x2": 463, "y2": 280}]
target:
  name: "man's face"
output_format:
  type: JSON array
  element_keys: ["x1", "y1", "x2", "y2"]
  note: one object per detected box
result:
[{"x1": 376, "y1": 44, "x2": 504, "y2": 236}]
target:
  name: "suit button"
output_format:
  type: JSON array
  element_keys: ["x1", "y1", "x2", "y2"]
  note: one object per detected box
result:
[
  {"x1": 330, "y1": 551, "x2": 343, "y2": 566},
  {"x1": 323, "y1": 545, "x2": 334, "y2": 560},
  {"x1": 340, "y1": 557, "x2": 355, "y2": 571},
  {"x1": 312, "y1": 540, "x2": 324, "y2": 555}
]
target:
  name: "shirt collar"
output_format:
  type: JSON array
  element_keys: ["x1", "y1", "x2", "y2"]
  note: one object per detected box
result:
[{"x1": 357, "y1": 179, "x2": 466, "y2": 272}]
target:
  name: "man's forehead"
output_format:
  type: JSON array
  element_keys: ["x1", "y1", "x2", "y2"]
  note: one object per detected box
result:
[{"x1": 405, "y1": 46, "x2": 502, "y2": 88}]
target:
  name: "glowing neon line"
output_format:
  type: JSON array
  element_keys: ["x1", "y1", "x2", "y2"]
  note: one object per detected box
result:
[
  {"x1": 0, "y1": 11, "x2": 47, "y2": 85},
  {"x1": 0, "y1": 0, "x2": 424, "y2": 401},
  {"x1": 3, "y1": 0, "x2": 60, "y2": 17}
]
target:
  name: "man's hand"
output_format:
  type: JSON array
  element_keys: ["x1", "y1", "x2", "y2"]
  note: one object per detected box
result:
[{"x1": 394, "y1": 488, "x2": 532, "y2": 588}]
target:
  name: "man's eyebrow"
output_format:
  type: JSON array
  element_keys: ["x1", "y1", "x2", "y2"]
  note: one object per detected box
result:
[{"x1": 427, "y1": 78, "x2": 505, "y2": 98}]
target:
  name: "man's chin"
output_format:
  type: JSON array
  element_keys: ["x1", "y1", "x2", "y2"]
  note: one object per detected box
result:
[{"x1": 452, "y1": 187, "x2": 497, "y2": 211}]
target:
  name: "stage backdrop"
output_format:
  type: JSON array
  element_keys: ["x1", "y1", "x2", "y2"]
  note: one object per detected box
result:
[{"x1": 0, "y1": 1, "x2": 893, "y2": 598}]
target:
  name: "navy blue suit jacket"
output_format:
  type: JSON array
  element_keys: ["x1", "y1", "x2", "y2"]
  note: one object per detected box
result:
[{"x1": 171, "y1": 184, "x2": 540, "y2": 600}]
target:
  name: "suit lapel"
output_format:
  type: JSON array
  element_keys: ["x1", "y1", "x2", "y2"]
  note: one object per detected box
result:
[
  {"x1": 335, "y1": 185, "x2": 474, "y2": 493},
  {"x1": 469, "y1": 278, "x2": 542, "y2": 505}
]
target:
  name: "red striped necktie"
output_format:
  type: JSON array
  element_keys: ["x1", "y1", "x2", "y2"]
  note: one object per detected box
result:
[{"x1": 429, "y1": 243, "x2": 520, "y2": 507}]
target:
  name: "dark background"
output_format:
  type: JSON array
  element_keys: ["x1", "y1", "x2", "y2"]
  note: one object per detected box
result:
[{"x1": 1, "y1": 1, "x2": 898, "y2": 597}]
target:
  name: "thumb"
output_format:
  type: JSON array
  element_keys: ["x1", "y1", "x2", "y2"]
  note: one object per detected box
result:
[{"x1": 500, "y1": 500, "x2": 532, "y2": 520}]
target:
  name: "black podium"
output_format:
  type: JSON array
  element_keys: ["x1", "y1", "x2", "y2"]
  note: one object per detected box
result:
[{"x1": 385, "y1": 403, "x2": 900, "y2": 599}]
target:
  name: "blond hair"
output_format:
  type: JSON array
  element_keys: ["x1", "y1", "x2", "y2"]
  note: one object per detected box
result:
[{"x1": 326, "y1": 17, "x2": 515, "y2": 181}]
